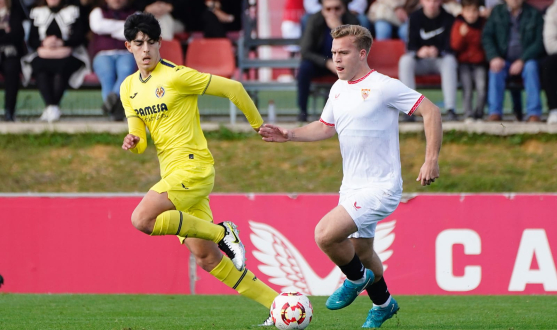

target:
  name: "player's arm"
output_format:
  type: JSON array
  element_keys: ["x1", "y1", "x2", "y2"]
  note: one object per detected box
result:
[
  {"x1": 259, "y1": 121, "x2": 336, "y2": 143},
  {"x1": 204, "y1": 75, "x2": 263, "y2": 131},
  {"x1": 122, "y1": 117, "x2": 147, "y2": 154},
  {"x1": 120, "y1": 80, "x2": 147, "y2": 154},
  {"x1": 412, "y1": 97, "x2": 442, "y2": 186}
]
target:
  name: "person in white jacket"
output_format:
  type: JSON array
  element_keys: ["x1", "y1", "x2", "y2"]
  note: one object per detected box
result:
[{"x1": 543, "y1": 0, "x2": 557, "y2": 124}]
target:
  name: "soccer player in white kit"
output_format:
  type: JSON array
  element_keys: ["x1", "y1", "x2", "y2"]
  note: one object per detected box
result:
[{"x1": 259, "y1": 25, "x2": 442, "y2": 328}]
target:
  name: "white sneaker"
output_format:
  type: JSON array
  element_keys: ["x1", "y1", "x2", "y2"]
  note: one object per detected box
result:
[
  {"x1": 39, "y1": 106, "x2": 51, "y2": 121},
  {"x1": 464, "y1": 117, "x2": 475, "y2": 124},
  {"x1": 217, "y1": 221, "x2": 246, "y2": 271},
  {"x1": 47, "y1": 105, "x2": 61, "y2": 122},
  {"x1": 547, "y1": 110, "x2": 557, "y2": 125},
  {"x1": 258, "y1": 314, "x2": 274, "y2": 327}
]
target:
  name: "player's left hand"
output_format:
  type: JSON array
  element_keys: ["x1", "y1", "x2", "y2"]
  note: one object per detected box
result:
[
  {"x1": 122, "y1": 134, "x2": 140, "y2": 150},
  {"x1": 416, "y1": 160, "x2": 439, "y2": 186}
]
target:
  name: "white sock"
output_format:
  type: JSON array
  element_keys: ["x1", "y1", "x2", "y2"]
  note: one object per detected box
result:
[
  {"x1": 348, "y1": 270, "x2": 367, "y2": 285},
  {"x1": 373, "y1": 295, "x2": 392, "y2": 308}
]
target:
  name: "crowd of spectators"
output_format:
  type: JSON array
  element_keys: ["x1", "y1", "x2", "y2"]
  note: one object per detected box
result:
[
  {"x1": 296, "y1": 0, "x2": 557, "y2": 124},
  {"x1": 1, "y1": 0, "x2": 242, "y2": 122},
  {"x1": 0, "y1": 0, "x2": 556, "y2": 124}
]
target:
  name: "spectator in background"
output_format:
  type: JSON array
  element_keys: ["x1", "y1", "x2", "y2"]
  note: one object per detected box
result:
[
  {"x1": 281, "y1": 0, "x2": 304, "y2": 53},
  {"x1": 21, "y1": 0, "x2": 90, "y2": 122},
  {"x1": 478, "y1": 0, "x2": 522, "y2": 118},
  {"x1": 174, "y1": 0, "x2": 242, "y2": 38},
  {"x1": 367, "y1": 0, "x2": 408, "y2": 41},
  {"x1": 134, "y1": 0, "x2": 183, "y2": 40},
  {"x1": 442, "y1": 0, "x2": 462, "y2": 16},
  {"x1": 543, "y1": 0, "x2": 557, "y2": 124},
  {"x1": 89, "y1": 0, "x2": 136, "y2": 121},
  {"x1": 303, "y1": 0, "x2": 371, "y2": 32},
  {"x1": 482, "y1": 0, "x2": 544, "y2": 122},
  {"x1": 0, "y1": 0, "x2": 25, "y2": 122},
  {"x1": 398, "y1": 0, "x2": 458, "y2": 121},
  {"x1": 450, "y1": 0, "x2": 486, "y2": 122},
  {"x1": 481, "y1": 0, "x2": 503, "y2": 17},
  {"x1": 71, "y1": 0, "x2": 94, "y2": 35},
  {"x1": 397, "y1": 0, "x2": 422, "y2": 42},
  {"x1": 297, "y1": 0, "x2": 358, "y2": 122}
]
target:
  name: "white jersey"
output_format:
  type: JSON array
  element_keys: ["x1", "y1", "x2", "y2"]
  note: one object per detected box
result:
[{"x1": 320, "y1": 70, "x2": 424, "y2": 193}]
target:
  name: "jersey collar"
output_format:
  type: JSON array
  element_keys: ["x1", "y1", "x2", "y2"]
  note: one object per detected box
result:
[
  {"x1": 138, "y1": 60, "x2": 165, "y2": 83},
  {"x1": 348, "y1": 70, "x2": 375, "y2": 85}
]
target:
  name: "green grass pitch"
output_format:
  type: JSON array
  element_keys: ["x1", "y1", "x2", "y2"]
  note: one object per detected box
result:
[{"x1": 0, "y1": 294, "x2": 555, "y2": 329}]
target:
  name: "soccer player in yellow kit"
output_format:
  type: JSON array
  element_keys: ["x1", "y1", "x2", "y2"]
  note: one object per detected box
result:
[{"x1": 120, "y1": 13, "x2": 277, "y2": 325}]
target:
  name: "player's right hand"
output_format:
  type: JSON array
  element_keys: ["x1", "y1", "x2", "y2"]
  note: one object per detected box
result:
[
  {"x1": 259, "y1": 124, "x2": 289, "y2": 142},
  {"x1": 122, "y1": 134, "x2": 140, "y2": 150}
]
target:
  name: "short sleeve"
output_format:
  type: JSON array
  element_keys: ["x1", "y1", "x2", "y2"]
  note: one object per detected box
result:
[
  {"x1": 319, "y1": 98, "x2": 335, "y2": 127},
  {"x1": 382, "y1": 78, "x2": 424, "y2": 116},
  {"x1": 171, "y1": 66, "x2": 212, "y2": 96}
]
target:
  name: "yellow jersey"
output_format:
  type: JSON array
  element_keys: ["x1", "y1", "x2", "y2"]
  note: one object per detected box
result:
[{"x1": 121, "y1": 59, "x2": 263, "y2": 178}]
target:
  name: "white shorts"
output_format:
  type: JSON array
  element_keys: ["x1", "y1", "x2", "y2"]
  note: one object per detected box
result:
[{"x1": 339, "y1": 188, "x2": 402, "y2": 238}]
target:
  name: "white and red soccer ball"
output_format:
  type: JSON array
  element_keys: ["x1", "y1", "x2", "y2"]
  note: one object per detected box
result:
[{"x1": 270, "y1": 292, "x2": 313, "y2": 330}]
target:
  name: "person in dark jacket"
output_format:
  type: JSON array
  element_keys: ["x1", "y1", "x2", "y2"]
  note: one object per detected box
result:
[
  {"x1": 297, "y1": 0, "x2": 359, "y2": 122},
  {"x1": 398, "y1": 0, "x2": 458, "y2": 121},
  {"x1": 0, "y1": 0, "x2": 25, "y2": 121},
  {"x1": 173, "y1": 0, "x2": 242, "y2": 38},
  {"x1": 482, "y1": 0, "x2": 545, "y2": 122}
]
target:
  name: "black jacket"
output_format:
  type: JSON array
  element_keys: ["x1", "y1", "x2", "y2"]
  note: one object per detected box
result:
[
  {"x1": 300, "y1": 11, "x2": 359, "y2": 68},
  {"x1": 407, "y1": 7, "x2": 455, "y2": 56},
  {"x1": 0, "y1": 6, "x2": 25, "y2": 58},
  {"x1": 481, "y1": 3, "x2": 544, "y2": 62}
]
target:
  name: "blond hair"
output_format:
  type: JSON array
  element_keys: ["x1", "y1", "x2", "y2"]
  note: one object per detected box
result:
[{"x1": 330, "y1": 24, "x2": 373, "y2": 54}]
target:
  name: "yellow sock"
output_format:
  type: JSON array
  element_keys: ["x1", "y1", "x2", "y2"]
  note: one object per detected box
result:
[
  {"x1": 151, "y1": 210, "x2": 225, "y2": 243},
  {"x1": 210, "y1": 256, "x2": 278, "y2": 308}
]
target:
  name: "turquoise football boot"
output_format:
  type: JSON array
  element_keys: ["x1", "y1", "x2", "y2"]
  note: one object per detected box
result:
[
  {"x1": 326, "y1": 269, "x2": 374, "y2": 310},
  {"x1": 362, "y1": 297, "x2": 399, "y2": 328}
]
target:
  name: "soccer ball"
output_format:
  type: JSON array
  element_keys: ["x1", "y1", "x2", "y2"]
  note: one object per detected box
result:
[{"x1": 270, "y1": 292, "x2": 313, "y2": 330}]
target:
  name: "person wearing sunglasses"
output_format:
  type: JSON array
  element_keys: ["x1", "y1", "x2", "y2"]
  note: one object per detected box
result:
[{"x1": 298, "y1": 0, "x2": 359, "y2": 122}]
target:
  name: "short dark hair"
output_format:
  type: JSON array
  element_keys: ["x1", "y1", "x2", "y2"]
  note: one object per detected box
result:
[
  {"x1": 461, "y1": 0, "x2": 480, "y2": 8},
  {"x1": 124, "y1": 13, "x2": 161, "y2": 42}
]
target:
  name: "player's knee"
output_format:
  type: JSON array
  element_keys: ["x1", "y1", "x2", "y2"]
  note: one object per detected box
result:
[
  {"x1": 131, "y1": 209, "x2": 153, "y2": 234},
  {"x1": 314, "y1": 224, "x2": 332, "y2": 250}
]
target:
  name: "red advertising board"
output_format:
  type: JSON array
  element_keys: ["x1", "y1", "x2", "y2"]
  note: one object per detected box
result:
[{"x1": 0, "y1": 194, "x2": 556, "y2": 295}]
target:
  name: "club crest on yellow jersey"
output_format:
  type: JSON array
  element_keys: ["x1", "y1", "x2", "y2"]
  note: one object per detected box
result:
[
  {"x1": 361, "y1": 89, "x2": 370, "y2": 100},
  {"x1": 156, "y1": 86, "x2": 165, "y2": 98}
]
